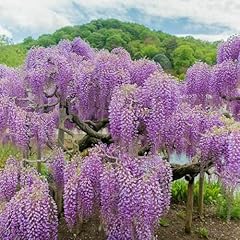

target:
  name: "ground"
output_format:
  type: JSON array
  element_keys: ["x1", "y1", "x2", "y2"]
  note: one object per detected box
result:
[
  {"x1": 58, "y1": 204, "x2": 240, "y2": 240},
  {"x1": 157, "y1": 204, "x2": 240, "y2": 240}
]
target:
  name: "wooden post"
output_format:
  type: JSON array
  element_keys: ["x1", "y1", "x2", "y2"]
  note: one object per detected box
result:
[
  {"x1": 185, "y1": 174, "x2": 194, "y2": 234},
  {"x1": 198, "y1": 171, "x2": 204, "y2": 217}
]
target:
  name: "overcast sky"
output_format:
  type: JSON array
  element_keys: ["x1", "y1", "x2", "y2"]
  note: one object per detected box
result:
[{"x1": 0, "y1": 0, "x2": 239, "y2": 43}]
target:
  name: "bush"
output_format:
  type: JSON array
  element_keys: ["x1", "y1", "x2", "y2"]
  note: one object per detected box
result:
[
  {"x1": 195, "y1": 227, "x2": 209, "y2": 239},
  {"x1": 216, "y1": 192, "x2": 240, "y2": 220},
  {"x1": 194, "y1": 181, "x2": 222, "y2": 205},
  {"x1": 171, "y1": 179, "x2": 240, "y2": 220},
  {"x1": 171, "y1": 179, "x2": 222, "y2": 205},
  {"x1": 171, "y1": 179, "x2": 188, "y2": 203}
]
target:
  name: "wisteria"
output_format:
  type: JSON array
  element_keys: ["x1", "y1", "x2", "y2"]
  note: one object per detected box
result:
[
  {"x1": 109, "y1": 84, "x2": 140, "y2": 149},
  {"x1": 130, "y1": 59, "x2": 162, "y2": 86},
  {"x1": 47, "y1": 147, "x2": 65, "y2": 190},
  {"x1": 19, "y1": 167, "x2": 43, "y2": 188},
  {"x1": 137, "y1": 72, "x2": 180, "y2": 152},
  {"x1": 217, "y1": 35, "x2": 240, "y2": 63},
  {"x1": 222, "y1": 132, "x2": 240, "y2": 187},
  {"x1": 184, "y1": 62, "x2": 212, "y2": 107},
  {"x1": 199, "y1": 117, "x2": 240, "y2": 187},
  {"x1": 210, "y1": 60, "x2": 238, "y2": 102},
  {"x1": 71, "y1": 37, "x2": 95, "y2": 60},
  {"x1": 0, "y1": 157, "x2": 20, "y2": 201},
  {"x1": 0, "y1": 34, "x2": 240, "y2": 239},
  {"x1": 63, "y1": 157, "x2": 95, "y2": 229},
  {"x1": 0, "y1": 179, "x2": 58, "y2": 240},
  {"x1": 99, "y1": 150, "x2": 172, "y2": 239}
]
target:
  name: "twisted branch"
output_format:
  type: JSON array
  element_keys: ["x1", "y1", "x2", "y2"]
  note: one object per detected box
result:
[{"x1": 70, "y1": 114, "x2": 111, "y2": 141}]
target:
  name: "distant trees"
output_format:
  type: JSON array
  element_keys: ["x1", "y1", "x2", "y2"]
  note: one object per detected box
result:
[
  {"x1": 173, "y1": 45, "x2": 195, "y2": 75},
  {"x1": 153, "y1": 53, "x2": 172, "y2": 71},
  {"x1": 0, "y1": 19, "x2": 217, "y2": 78}
]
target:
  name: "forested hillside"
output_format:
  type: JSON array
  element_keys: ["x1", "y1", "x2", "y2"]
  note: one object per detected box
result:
[{"x1": 0, "y1": 19, "x2": 218, "y2": 78}]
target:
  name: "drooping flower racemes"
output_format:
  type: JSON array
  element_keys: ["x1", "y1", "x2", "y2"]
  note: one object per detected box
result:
[
  {"x1": 217, "y1": 35, "x2": 240, "y2": 64},
  {"x1": 199, "y1": 118, "x2": 240, "y2": 187},
  {"x1": 109, "y1": 71, "x2": 181, "y2": 153},
  {"x1": 0, "y1": 173, "x2": 58, "y2": 240},
  {"x1": 98, "y1": 146, "x2": 172, "y2": 240},
  {"x1": 63, "y1": 144, "x2": 172, "y2": 239},
  {"x1": 184, "y1": 62, "x2": 212, "y2": 107},
  {"x1": 109, "y1": 84, "x2": 140, "y2": 149},
  {"x1": 0, "y1": 157, "x2": 20, "y2": 202},
  {"x1": 138, "y1": 72, "x2": 180, "y2": 152},
  {"x1": 47, "y1": 147, "x2": 65, "y2": 191},
  {"x1": 63, "y1": 152, "x2": 103, "y2": 229}
]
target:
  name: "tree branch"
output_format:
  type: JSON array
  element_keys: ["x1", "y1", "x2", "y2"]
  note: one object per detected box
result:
[
  {"x1": 58, "y1": 127, "x2": 74, "y2": 137},
  {"x1": 85, "y1": 119, "x2": 109, "y2": 131},
  {"x1": 171, "y1": 160, "x2": 213, "y2": 181},
  {"x1": 78, "y1": 136, "x2": 100, "y2": 151},
  {"x1": 138, "y1": 144, "x2": 151, "y2": 156},
  {"x1": 71, "y1": 114, "x2": 111, "y2": 141},
  {"x1": 37, "y1": 100, "x2": 59, "y2": 110},
  {"x1": 222, "y1": 95, "x2": 240, "y2": 101}
]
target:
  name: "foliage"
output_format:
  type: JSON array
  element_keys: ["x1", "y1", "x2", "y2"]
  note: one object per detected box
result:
[
  {"x1": 171, "y1": 180, "x2": 222, "y2": 205},
  {"x1": 172, "y1": 45, "x2": 196, "y2": 75},
  {"x1": 196, "y1": 181, "x2": 222, "y2": 205},
  {"x1": 0, "y1": 44, "x2": 26, "y2": 67},
  {"x1": 216, "y1": 192, "x2": 240, "y2": 220},
  {"x1": 159, "y1": 218, "x2": 170, "y2": 227},
  {"x1": 153, "y1": 53, "x2": 172, "y2": 71},
  {"x1": 0, "y1": 144, "x2": 20, "y2": 168},
  {"x1": 0, "y1": 19, "x2": 217, "y2": 77},
  {"x1": 172, "y1": 179, "x2": 240, "y2": 220},
  {"x1": 171, "y1": 179, "x2": 188, "y2": 203},
  {"x1": 195, "y1": 227, "x2": 209, "y2": 239}
]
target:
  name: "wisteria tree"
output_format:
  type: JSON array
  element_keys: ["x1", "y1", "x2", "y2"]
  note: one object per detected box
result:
[{"x1": 0, "y1": 35, "x2": 240, "y2": 239}]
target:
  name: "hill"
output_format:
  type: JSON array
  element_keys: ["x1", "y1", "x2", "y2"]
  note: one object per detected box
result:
[{"x1": 0, "y1": 19, "x2": 218, "y2": 78}]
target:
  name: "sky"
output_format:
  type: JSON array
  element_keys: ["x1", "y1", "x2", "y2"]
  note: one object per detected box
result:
[{"x1": 0, "y1": 0, "x2": 239, "y2": 43}]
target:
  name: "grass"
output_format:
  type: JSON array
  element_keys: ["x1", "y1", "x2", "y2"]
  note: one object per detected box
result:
[
  {"x1": 216, "y1": 192, "x2": 240, "y2": 220},
  {"x1": 176, "y1": 209, "x2": 186, "y2": 219},
  {"x1": 159, "y1": 218, "x2": 170, "y2": 227},
  {"x1": 195, "y1": 227, "x2": 209, "y2": 239},
  {"x1": 0, "y1": 144, "x2": 21, "y2": 168}
]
